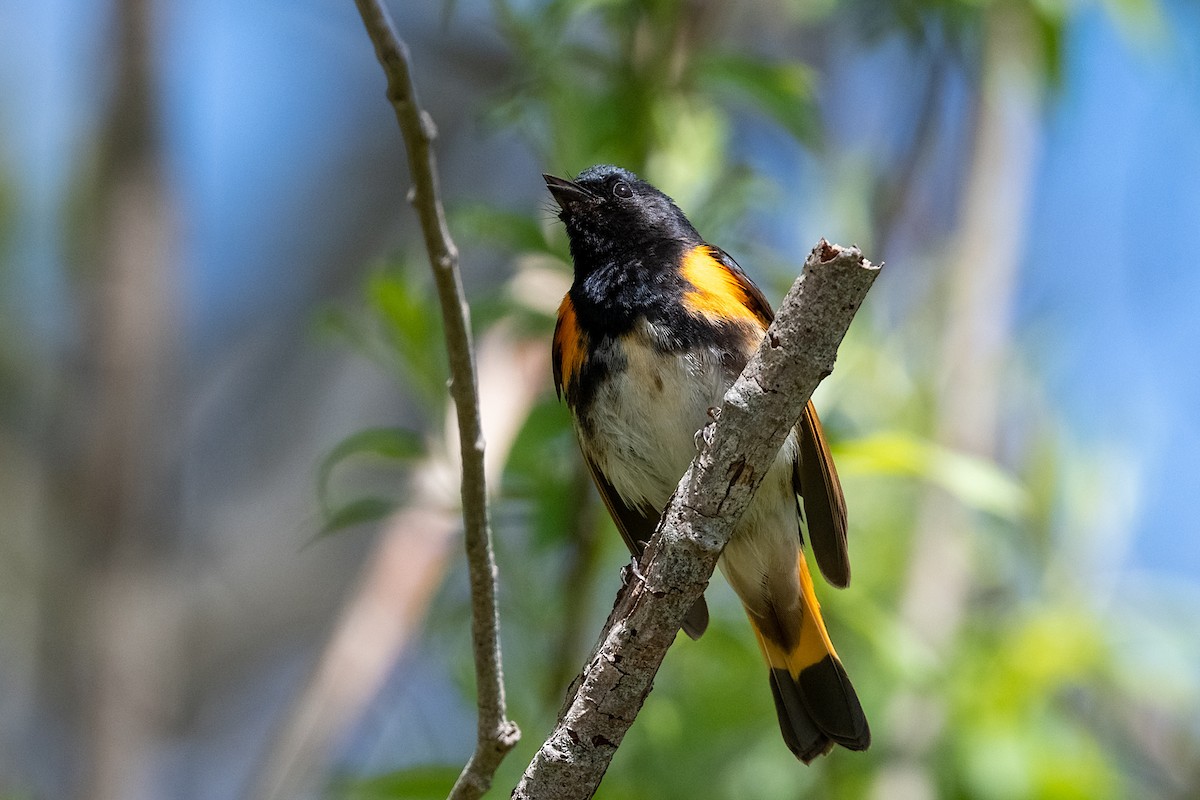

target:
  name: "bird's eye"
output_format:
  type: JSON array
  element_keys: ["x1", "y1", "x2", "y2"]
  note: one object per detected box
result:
[{"x1": 612, "y1": 180, "x2": 632, "y2": 199}]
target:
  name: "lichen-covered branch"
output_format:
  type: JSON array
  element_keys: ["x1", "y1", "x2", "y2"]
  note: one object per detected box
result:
[
  {"x1": 513, "y1": 240, "x2": 880, "y2": 799},
  {"x1": 350, "y1": 3, "x2": 520, "y2": 797}
]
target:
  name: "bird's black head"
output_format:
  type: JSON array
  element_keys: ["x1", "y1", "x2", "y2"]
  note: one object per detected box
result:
[{"x1": 544, "y1": 165, "x2": 702, "y2": 280}]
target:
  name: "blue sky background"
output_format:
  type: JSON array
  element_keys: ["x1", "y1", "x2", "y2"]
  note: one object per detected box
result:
[{"x1": 1021, "y1": 1, "x2": 1200, "y2": 577}]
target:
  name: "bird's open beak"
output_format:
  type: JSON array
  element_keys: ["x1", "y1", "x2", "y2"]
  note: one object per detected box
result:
[{"x1": 543, "y1": 173, "x2": 594, "y2": 209}]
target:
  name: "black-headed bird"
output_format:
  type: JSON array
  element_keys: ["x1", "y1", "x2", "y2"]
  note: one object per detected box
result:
[{"x1": 546, "y1": 165, "x2": 869, "y2": 762}]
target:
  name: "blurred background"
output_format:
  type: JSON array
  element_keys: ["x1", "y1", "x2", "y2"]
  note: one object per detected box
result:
[{"x1": 2, "y1": 0, "x2": 1199, "y2": 798}]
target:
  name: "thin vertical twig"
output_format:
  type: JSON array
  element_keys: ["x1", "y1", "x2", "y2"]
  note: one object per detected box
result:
[{"x1": 351, "y1": 3, "x2": 520, "y2": 797}]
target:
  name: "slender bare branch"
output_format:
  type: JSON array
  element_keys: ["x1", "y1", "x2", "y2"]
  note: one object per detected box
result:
[
  {"x1": 351, "y1": 2, "x2": 520, "y2": 797},
  {"x1": 513, "y1": 240, "x2": 881, "y2": 799}
]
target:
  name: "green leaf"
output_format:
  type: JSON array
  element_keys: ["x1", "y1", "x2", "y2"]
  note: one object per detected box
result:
[
  {"x1": 1032, "y1": 6, "x2": 1066, "y2": 90},
  {"x1": 695, "y1": 53, "x2": 822, "y2": 148},
  {"x1": 836, "y1": 431, "x2": 1030, "y2": 520},
  {"x1": 334, "y1": 765, "x2": 460, "y2": 800},
  {"x1": 317, "y1": 496, "x2": 397, "y2": 538},
  {"x1": 367, "y1": 270, "x2": 447, "y2": 405},
  {"x1": 318, "y1": 427, "x2": 424, "y2": 510}
]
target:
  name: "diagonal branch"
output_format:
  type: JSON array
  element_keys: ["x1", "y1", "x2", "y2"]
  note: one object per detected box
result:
[
  {"x1": 513, "y1": 240, "x2": 881, "y2": 799},
  {"x1": 351, "y1": 3, "x2": 520, "y2": 798}
]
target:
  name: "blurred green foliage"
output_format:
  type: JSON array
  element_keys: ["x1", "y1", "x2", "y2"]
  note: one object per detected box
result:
[
  {"x1": 315, "y1": 264, "x2": 441, "y2": 534},
  {"x1": 315, "y1": 427, "x2": 425, "y2": 536},
  {"x1": 334, "y1": 766, "x2": 460, "y2": 800},
  {"x1": 331, "y1": 0, "x2": 1199, "y2": 797}
]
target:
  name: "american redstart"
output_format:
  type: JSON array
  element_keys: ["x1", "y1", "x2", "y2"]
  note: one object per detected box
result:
[{"x1": 545, "y1": 165, "x2": 870, "y2": 761}]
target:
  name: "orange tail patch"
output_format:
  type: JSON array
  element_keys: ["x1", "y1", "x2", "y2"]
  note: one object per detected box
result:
[{"x1": 747, "y1": 550, "x2": 870, "y2": 762}]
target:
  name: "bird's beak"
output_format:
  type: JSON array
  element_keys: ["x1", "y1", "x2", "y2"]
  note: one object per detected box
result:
[{"x1": 543, "y1": 173, "x2": 593, "y2": 210}]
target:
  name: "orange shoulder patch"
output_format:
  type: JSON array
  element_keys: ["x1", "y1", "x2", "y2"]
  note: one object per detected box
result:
[
  {"x1": 680, "y1": 245, "x2": 767, "y2": 328},
  {"x1": 552, "y1": 295, "x2": 587, "y2": 399}
]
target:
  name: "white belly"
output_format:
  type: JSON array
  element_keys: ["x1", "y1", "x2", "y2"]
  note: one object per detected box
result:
[
  {"x1": 575, "y1": 318, "x2": 804, "y2": 604},
  {"x1": 577, "y1": 320, "x2": 729, "y2": 513}
]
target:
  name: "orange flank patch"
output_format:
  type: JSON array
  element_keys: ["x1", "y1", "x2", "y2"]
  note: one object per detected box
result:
[
  {"x1": 680, "y1": 245, "x2": 765, "y2": 327},
  {"x1": 553, "y1": 295, "x2": 588, "y2": 395}
]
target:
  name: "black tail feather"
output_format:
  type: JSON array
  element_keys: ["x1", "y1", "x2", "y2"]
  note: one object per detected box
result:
[
  {"x1": 768, "y1": 658, "x2": 870, "y2": 762},
  {"x1": 769, "y1": 668, "x2": 833, "y2": 763}
]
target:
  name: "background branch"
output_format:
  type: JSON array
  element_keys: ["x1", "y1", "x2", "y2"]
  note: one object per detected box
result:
[
  {"x1": 514, "y1": 240, "x2": 881, "y2": 799},
  {"x1": 872, "y1": 9, "x2": 1039, "y2": 797},
  {"x1": 351, "y1": 3, "x2": 520, "y2": 797}
]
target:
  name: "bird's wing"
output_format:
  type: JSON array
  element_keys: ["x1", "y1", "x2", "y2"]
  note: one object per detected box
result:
[
  {"x1": 795, "y1": 402, "x2": 850, "y2": 588},
  {"x1": 711, "y1": 247, "x2": 851, "y2": 588},
  {"x1": 581, "y1": 451, "x2": 709, "y2": 639}
]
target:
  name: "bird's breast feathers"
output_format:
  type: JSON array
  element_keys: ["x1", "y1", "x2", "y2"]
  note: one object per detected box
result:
[
  {"x1": 553, "y1": 244, "x2": 772, "y2": 513},
  {"x1": 572, "y1": 318, "x2": 731, "y2": 512}
]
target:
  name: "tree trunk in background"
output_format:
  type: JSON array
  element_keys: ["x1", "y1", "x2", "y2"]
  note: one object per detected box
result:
[
  {"x1": 871, "y1": 9, "x2": 1041, "y2": 800},
  {"x1": 66, "y1": 0, "x2": 186, "y2": 797}
]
